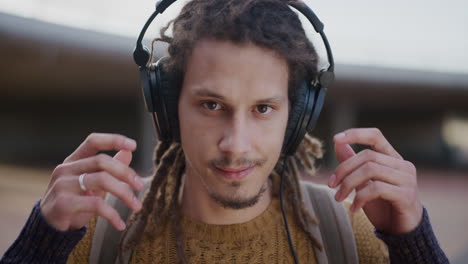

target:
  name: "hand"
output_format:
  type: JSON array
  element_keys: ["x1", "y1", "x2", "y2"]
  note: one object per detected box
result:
[
  {"x1": 328, "y1": 128, "x2": 423, "y2": 234},
  {"x1": 40, "y1": 133, "x2": 144, "y2": 232}
]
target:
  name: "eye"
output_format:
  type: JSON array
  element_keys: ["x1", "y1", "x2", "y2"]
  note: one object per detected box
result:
[
  {"x1": 202, "y1": 101, "x2": 221, "y2": 111},
  {"x1": 256, "y1": 105, "x2": 272, "y2": 114}
]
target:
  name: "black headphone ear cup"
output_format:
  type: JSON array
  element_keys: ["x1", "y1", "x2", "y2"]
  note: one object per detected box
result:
[
  {"x1": 283, "y1": 81, "x2": 316, "y2": 155},
  {"x1": 306, "y1": 85, "x2": 326, "y2": 132},
  {"x1": 140, "y1": 67, "x2": 155, "y2": 113},
  {"x1": 284, "y1": 81, "x2": 309, "y2": 155},
  {"x1": 155, "y1": 57, "x2": 181, "y2": 142}
]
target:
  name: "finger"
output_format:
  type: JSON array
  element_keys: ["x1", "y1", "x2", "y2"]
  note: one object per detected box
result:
[
  {"x1": 329, "y1": 143, "x2": 356, "y2": 187},
  {"x1": 82, "y1": 172, "x2": 142, "y2": 212},
  {"x1": 113, "y1": 150, "x2": 133, "y2": 166},
  {"x1": 85, "y1": 189, "x2": 107, "y2": 200},
  {"x1": 350, "y1": 181, "x2": 402, "y2": 213},
  {"x1": 52, "y1": 175, "x2": 141, "y2": 213},
  {"x1": 334, "y1": 143, "x2": 356, "y2": 163},
  {"x1": 54, "y1": 153, "x2": 144, "y2": 191},
  {"x1": 64, "y1": 133, "x2": 137, "y2": 163},
  {"x1": 334, "y1": 162, "x2": 412, "y2": 202},
  {"x1": 332, "y1": 149, "x2": 417, "y2": 188},
  {"x1": 74, "y1": 195, "x2": 127, "y2": 231},
  {"x1": 334, "y1": 128, "x2": 402, "y2": 159}
]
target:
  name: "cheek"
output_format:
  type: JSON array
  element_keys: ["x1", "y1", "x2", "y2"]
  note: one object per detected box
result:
[
  {"x1": 180, "y1": 106, "x2": 217, "y2": 138},
  {"x1": 258, "y1": 111, "x2": 289, "y2": 150},
  {"x1": 178, "y1": 102, "x2": 220, "y2": 162}
]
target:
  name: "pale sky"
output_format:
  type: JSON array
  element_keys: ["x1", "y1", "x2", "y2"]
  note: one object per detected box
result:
[{"x1": 1, "y1": 0, "x2": 467, "y2": 74}]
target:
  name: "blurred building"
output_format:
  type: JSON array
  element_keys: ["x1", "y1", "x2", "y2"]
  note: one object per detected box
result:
[{"x1": 1, "y1": 0, "x2": 468, "y2": 171}]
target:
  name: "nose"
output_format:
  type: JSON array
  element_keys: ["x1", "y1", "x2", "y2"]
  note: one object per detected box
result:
[{"x1": 218, "y1": 114, "x2": 252, "y2": 157}]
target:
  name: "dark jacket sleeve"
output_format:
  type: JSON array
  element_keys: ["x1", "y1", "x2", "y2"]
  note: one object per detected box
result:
[
  {"x1": 0, "y1": 200, "x2": 86, "y2": 264},
  {"x1": 375, "y1": 207, "x2": 449, "y2": 264}
]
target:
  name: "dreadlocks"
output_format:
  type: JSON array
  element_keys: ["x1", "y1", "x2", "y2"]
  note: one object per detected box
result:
[{"x1": 121, "y1": 0, "x2": 325, "y2": 262}]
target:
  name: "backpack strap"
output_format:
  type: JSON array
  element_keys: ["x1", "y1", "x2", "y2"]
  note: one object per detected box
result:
[
  {"x1": 89, "y1": 177, "x2": 152, "y2": 264},
  {"x1": 300, "y1": 181, "x2": 359, "y2": 264},
  {"x1": 90, "y1": 178, "x2": 358, "y2": 264}
]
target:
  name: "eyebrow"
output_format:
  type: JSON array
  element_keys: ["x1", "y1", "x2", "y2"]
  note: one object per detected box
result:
[
  {"x1": 192, "y1": 88, "x2": 286, "y2": 104},
  {"x1": 193, "y1": 88, "x2": 226, "y2": 100}
]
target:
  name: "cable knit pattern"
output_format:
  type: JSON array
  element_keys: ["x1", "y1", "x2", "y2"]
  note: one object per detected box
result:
[
  {"x1": 67, "y1": 199, "x2": 389, "y2": 263},
  {"x1": 131, "y1": 199, "x2": 317, "y2": 263},
  {"x1": 66, "y1": 217, "x2": 97, "y2": 264}
]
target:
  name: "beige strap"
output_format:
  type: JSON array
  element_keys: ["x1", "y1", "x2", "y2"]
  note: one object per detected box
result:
[
  {"x1": 300, "y1": 182, "x2": 328, "y2": 264},
  {"x1": 89, "y1": 193, "x2": 127, "y2": 264},
  {"x1": 91, "y1": 179, "x2": 358, "y2": 264},
  {"x1": 89, "y1": 178, "x2": 152, "y2": 264},
  {"x1": 300, "y1": 181, "x2": 359, "y2": 264}
]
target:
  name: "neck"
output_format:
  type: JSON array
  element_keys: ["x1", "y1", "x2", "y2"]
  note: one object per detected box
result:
[{"x1": 181, "y1": 169, "x2": 273, "y2": 225}]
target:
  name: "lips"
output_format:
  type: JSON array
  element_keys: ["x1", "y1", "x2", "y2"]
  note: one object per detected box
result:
[{"x1": 214, "y1": 166, "x2": 254, "y2": 180}]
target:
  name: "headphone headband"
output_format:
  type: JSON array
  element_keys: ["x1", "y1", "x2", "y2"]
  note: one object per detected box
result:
[
  {"x1": 133, "y1": 0, "x2": 334, "y2": 78},
  {"x1": 134, "y1": 0, "x2": 335, "y2": 155}
]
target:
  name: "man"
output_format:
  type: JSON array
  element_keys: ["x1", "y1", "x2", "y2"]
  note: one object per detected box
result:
[{"x1": 1, "y1": 0, "x2": 448, "y2": 263}]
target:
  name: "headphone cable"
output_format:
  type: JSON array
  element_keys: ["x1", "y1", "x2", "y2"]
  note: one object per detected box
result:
[{"x1": 280, "y1": 156, "x2": 299, "y2": 264}]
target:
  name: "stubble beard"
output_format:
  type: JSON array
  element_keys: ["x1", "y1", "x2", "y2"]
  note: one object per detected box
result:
[
  {"x1": 207, "y1": 180, "x2": 268, "y2": 210},
  {"x1": 202, "y1": 155, "x2": 270, "y2": 210}
]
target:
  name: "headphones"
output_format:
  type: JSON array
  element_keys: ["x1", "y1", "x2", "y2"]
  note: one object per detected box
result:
[{"x1": 133, "y1": 0, "x2": 335, "y2": 156}]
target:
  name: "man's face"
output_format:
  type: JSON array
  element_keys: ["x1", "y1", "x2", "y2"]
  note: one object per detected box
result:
[{"x1": 178, "y1": 38, "x2": 289, "y2": 209}]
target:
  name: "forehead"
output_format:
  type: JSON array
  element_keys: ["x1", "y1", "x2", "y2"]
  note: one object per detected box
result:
[{"x1": 181, "y1": 38, "x2": 289, "y2": 101}]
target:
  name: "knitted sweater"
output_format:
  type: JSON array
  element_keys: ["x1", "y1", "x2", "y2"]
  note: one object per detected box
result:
[
  {"x1": 68, "y1": 199, "x2": 388, "y2": 264},
  {"x1": 2, "y1": 197, "x2": 448, "y2": 264}
]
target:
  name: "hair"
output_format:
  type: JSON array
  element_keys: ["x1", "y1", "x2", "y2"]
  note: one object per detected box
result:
[{"x1": 120, "y1": 0, "x2": 324, "y2": 262}]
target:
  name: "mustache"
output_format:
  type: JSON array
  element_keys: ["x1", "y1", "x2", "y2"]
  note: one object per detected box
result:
[{"x1": 210, "y1": 156, "x2": 267, "y2": 168}]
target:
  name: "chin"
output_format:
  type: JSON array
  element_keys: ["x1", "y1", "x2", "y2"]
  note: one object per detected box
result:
[{"x1": 207, "y1": 180, "x2": 268, "y2": 210}]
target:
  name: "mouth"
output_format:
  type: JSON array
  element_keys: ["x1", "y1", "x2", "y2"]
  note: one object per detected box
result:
[{"x1": 214, "y1": 166, "x2": 255, "y2": 181}]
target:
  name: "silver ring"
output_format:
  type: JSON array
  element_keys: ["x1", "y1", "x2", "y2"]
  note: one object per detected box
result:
[{"x1": 79, "y1": 173, "x2": 88, "y2": 192}]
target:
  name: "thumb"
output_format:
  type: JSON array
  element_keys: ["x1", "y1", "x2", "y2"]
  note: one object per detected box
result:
[
  {"x1": 334, "y1": 143, "x2": 355, "y2": 163},
  {"x1": 113, "y1": 150, "x2": 133, "y2": 166}
]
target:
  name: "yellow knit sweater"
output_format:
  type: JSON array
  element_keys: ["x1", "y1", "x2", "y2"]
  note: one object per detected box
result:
[{"x1": 68, "y1": 198, "x2": 388, "y2": 263}]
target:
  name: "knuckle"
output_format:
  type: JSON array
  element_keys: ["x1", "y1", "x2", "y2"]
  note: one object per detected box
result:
[
  {"x1": 95, "y1": 172, "x2": 111, "y2": 189},
  {"x1": 363, "y1": 161, "x2": 376, "y2": 174},
  {"x1": 94, "y1": 171, "x2": 107, "y2": 183},
  {"x1": 91, "y1": 197, "x2": 104, "y2": 211},
  {"x1": 53, "y1": 177, "x2": 68, "y2": 190},
  {"x1": 340, "y1": 179, "x2": 350, "y2": 192},
  {"x1": 62, "y1": 155, "x2": 72, "y2": 164},
  {"x1": 95, "y1": 153, "x2": 110, "y2": 167},
  {"x1": 362, "y1": 149, "x2": 376, "y2": 160},
  {"x1": 370, "y1": 181, "x2": 381, "y2": 193},
  {"x1": 371, "y1": 127, "x2": 382, "y2": 136},
  {"x1": 52, "y1": 164, "x2": 66, "y2": 178},
  {"x1": 86, "y1": 133, "x2": 98, "y2": 146},
  {"x1": 113, "y1": 135, "x2": 126, "y2": 149},
  {"x1": 55, "y1": 193, "x2": 72, "y2": 211},
  {"x1": 406, "y1": 160, "x2": 417, "y2": 175}
]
